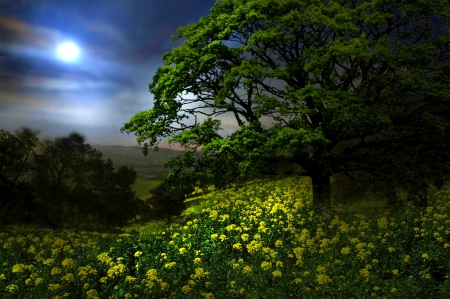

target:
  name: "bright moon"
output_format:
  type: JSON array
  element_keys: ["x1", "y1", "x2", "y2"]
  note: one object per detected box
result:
[{"x1": 57, "y1": 42, "x2": 80, "y2": 61}]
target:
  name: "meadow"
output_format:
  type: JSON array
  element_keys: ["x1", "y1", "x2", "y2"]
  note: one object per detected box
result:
[{"x1": 1, "y1": 173, "x2": 450, "y2": 298}]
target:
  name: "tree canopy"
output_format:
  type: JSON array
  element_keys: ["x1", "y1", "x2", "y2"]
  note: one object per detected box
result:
[
  {"x1": 0, "y1": 128, "x2": 40, "y2": 223},
  {"x1": 122, "y1": 0, "x2": 450, "y2": 214}
]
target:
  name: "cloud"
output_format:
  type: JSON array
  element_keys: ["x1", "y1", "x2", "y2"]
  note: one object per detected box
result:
[
  {"x1": 0, "y1": 15, "x2": 64, "y2": 56},
  {"x1": 0, "y1": 88, "x2": 51, "y2": 108},
  {"x1": 78, "y1": 20, "x2": 130, "y2": 46},
  {"x1": 0, "y1": 70, "x2": 113, "y2": 91}
]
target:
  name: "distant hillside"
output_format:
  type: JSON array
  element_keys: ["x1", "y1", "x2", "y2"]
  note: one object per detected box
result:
[{"x1": 93, "y1": 146, "x2": 189, "y2": 180}]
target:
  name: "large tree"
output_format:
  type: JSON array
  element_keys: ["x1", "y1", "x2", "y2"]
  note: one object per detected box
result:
[{"x1": 122, "y1": 0, "x2": 450, "y2": 214}]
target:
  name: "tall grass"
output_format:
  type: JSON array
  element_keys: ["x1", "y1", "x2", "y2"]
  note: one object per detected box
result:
[{"x1": 1, "y1": 176, "x2": 449, "y2": 298}]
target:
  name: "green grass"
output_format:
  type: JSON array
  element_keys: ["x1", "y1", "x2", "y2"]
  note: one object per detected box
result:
[
  {"x1": 1, "y1": 175, "x2": 450, "y2": 298},
  {"x1": 133, "y1": 180, "x2": 163, "y2": 199}
]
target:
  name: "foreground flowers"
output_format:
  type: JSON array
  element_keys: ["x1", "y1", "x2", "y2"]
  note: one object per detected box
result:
[{"x1": 1, "y1": 177, "x2": 450, "y2": 298}]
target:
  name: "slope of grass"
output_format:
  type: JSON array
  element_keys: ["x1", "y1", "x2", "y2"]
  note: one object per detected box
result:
[
  {"x1": 1, "y1": 176, "x2": 450, "y2": 298},
  {"x1": 133, "y1": 180, "x2": 163, "y2": 199}
]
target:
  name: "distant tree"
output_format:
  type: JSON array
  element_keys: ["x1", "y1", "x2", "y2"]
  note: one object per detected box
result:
[
  {"x1": 30, "y1": 132, "x2": 140, "y2": 229},
  {"x1": 0, "y1": 127, "x2": 40, "y2": 224},
  {"x1": 122, "y1": 0, "x2": 450, "y2": 215},
  {"x1": 90, "y1": 164, "x2": 140, "y2": 226}
]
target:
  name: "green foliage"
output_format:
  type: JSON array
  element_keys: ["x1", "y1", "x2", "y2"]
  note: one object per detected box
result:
[
  {"x1": 122, "y1": 0, "x2": 450, "y2": 215},
  {"x1": 0, "y1": 129, "x2": 140, "y2": 229},
  {"x1": 29, "y1": 133, "x2": 140, "y2": 228}
]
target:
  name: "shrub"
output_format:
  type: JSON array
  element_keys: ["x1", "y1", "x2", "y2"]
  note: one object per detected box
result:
[{"x1": 147, "y1": 180, "x2": 195, "y2": 224}]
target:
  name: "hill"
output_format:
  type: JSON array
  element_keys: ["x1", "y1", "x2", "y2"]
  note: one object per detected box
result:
[{"x1": 93, "y1": 145, "x2": 186, "y2": 180}]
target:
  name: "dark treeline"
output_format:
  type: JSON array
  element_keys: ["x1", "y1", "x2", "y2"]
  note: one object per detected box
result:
[{"x1": 0, "y1": 127, "x2": 141, "y2": 231}]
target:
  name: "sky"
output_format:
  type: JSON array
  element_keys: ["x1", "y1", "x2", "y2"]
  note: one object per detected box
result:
[
  {"x1": 0, "y1": 0, "x2": 449, "y2": 151},
  {"x1": 0, "y1": 0, "x2": 216, "y2": 149}
]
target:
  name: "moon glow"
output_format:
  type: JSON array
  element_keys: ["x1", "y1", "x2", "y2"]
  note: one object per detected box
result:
[{"x1": 57, "y1": 42, "x2": 80, "y2": 61}]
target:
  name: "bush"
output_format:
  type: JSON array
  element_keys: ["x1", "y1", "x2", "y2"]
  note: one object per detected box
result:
[{"x1": 147, "y1": 180, "x2": 195, "y2": 224}]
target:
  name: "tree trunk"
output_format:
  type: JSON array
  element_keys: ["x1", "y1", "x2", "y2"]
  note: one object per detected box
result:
[{"x1": 311, "y1": 174, "x2": 332, "y2": 216}]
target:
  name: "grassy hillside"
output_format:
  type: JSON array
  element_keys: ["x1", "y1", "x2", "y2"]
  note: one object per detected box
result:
[
  {"x1": 93, "y1": 145, "x2": 186, "y2": 180},
  {"x1": 1, "y1": 174, "x2": 449, "y2": 298}
]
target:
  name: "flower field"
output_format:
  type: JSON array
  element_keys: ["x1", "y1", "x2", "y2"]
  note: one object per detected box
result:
[{"x1": 1, "y1": 176, "x2": 450, "y2": 298}]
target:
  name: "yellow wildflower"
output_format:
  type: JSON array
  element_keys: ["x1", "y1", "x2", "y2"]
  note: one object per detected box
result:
[
  {"x1": 202, "y1": 292, "x2": 215, "y2": 299},
  {"x1": 107, "y1": 264, "x2": 125, "y2": 279},
  {"x1": 317, "y1": 274, "x2": 331, "y2": 284},
  {"x1": 28, "y1": 245, "x2": 36, "y2": 254},
  {"x1": 147, "y1": 269, "x2": 158, "y2": 281},
  {"x1": 164, "y1": 262, "x2": 176, "y2": 269},
  {"x1": 246, "y1": 240, "x2": 262, "y2": 254},
  {"x1": 261, "y1": 261, "x2": 272, "y2": 271},
  {"x1": 194, "y1": 268, "x2": 210, "y2": 279},
  {"x1": 125, "y1": 276, "x2": 136, "y2": 283},
  {"x1": 272, "y1": 270, "x2": 282, "y2": 277},
  {"x1": 61, "y1": 273, "x2": 75, "y2": 282},
  {"x1": 43, "y1": 258, "x2": 54, "y2": 266},
  {"x1": 62, "y1": 258, "x2": 74, "y2": 268},
  {"x1": 341, "y1": 247, "x2": 351, "y2": 255},
  {"x1": 242, "y1": 266, "x2": 252, "y2": 275},
  {"x1": 233, "y1": 243, "x2": 242, "y2": 250},
  {"x1": 48, "y1": 284, "x2": 61, "y2": 291},
  {"x1": 181, "y1": 285, "x2": 192, "y2": 294},
  {"x1": 35, "y1": 278, "x2": 44, "y2": 285},
  {"x1": 86, "y1": 289, "x2": 100, "y2": 299},
  {"x1": 5, "y1": 284, "x2": 19, "y2": 293},
  {"x1": 360, "y1": 268, "x2": 370, "y2": 282},
  {"x1": 160, "y1": 281, "x2": 170, "y2": 291},
  {"x1": 12, "y1": 264, "x2": 26, "y2": 273}
]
